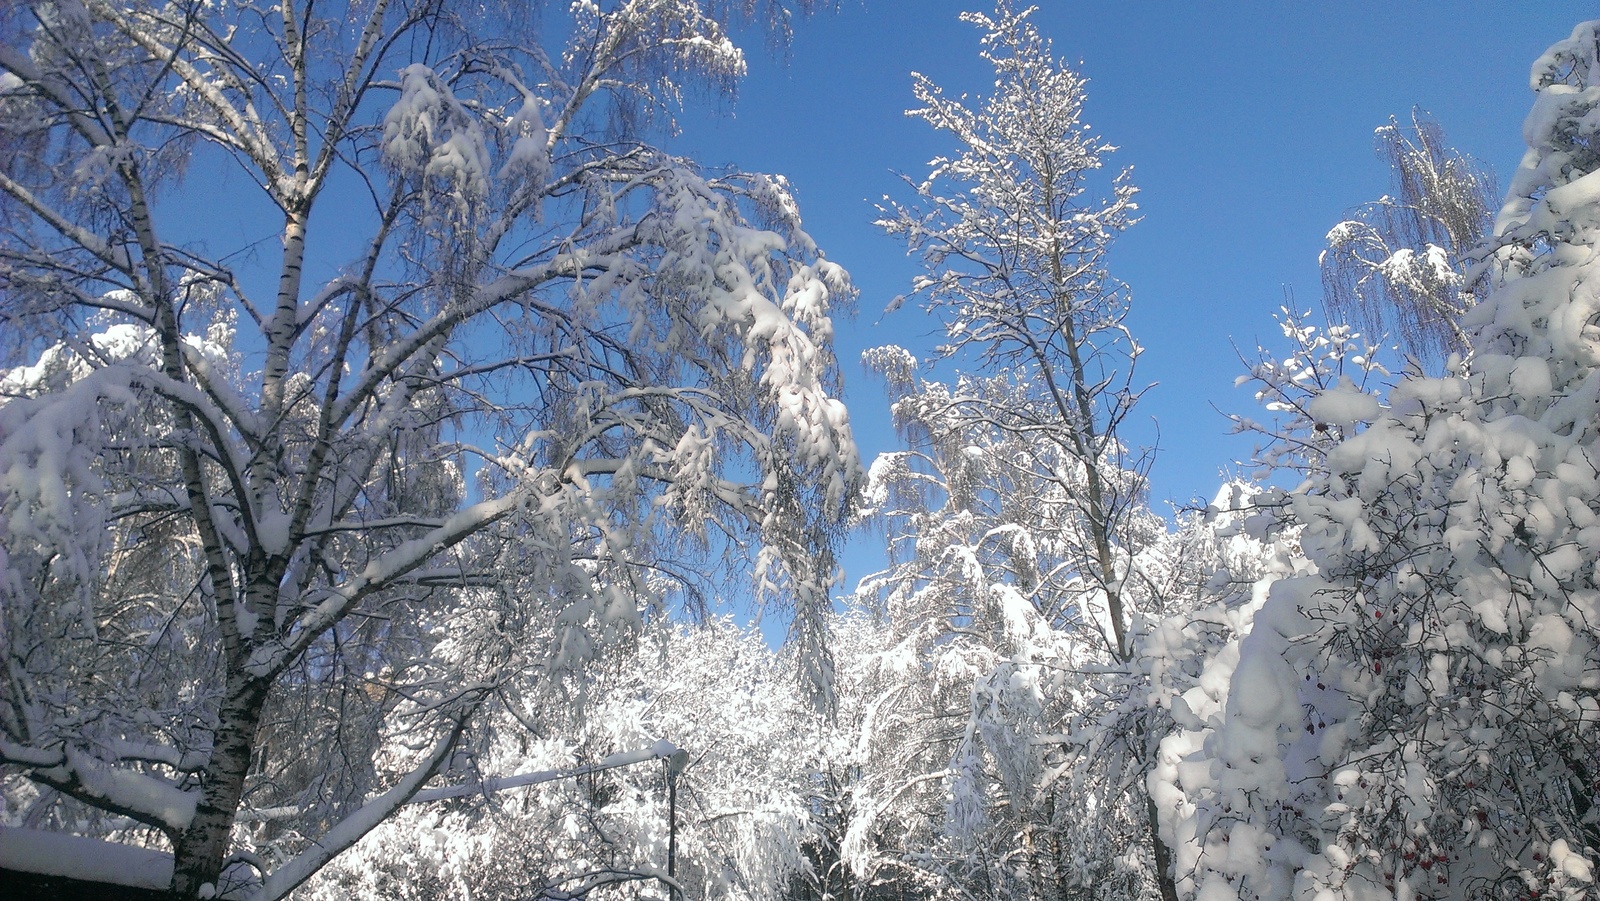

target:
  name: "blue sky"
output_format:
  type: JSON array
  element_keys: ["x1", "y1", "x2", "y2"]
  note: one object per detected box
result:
[{"x1": 668, "y1": 1, "x2": 1592, "y2": 590}]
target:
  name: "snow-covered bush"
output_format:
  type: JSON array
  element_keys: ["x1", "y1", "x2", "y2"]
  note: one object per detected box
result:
[{"x1": 1156, "y1": 22, "x2": 1600, "y2": 901}]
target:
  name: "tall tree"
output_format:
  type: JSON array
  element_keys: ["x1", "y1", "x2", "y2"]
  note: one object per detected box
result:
[
  {"x1": 1320, "y1": 108, "x2": 1498, "y2": 361},
  {"x1": 0, "y1": 1, "x2": 860, "y2": 897},
  {"x1": 873, "y1": 0, "x2": 1142, "y2": 673},
  {"x1": 857, "y1": 4, "x2": 1178, "y2": 899}
]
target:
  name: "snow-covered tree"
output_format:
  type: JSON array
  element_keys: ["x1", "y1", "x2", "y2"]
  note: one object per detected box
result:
[
  {"x1": 849, "y1": 4, "x2": 1185, "y2": 899},
  {"x1": 797, "y1": 602, "x2": 945, "y2": 901},
  {"x1": 843, "y1": 378, "x2": 1274, "y2": 901},
  {"x1": 871, "y1": 0, "x2": 1142, "y2": 681},
  {"x1": 846, "y1": 357, "x2": 1152, "y2": 901},
  {"x1": 305, "y1": 618, "x2": 817, "y2": 901},
  {"x1": 1321, "y1": 109, "x2": 1498, "y2": 361},
  {"x1": 1158, "y1": 22, "x2": 1600, "y2": 901},
  {"x1": 0, "y1": 1, "x2": 859, "y2": 897}
]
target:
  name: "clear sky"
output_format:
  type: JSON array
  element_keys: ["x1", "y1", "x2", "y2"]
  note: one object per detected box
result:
[{"x1": 667, "y1": 1, "x2": 1593, "y2": 591}]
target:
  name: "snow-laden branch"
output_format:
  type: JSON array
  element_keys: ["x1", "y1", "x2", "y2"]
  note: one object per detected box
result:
[
  {"x1": 247, "y1": 489, "x2": 529, "y2": 678},
  {"x1": 255, "y1": 705, "x2": 480, "y2": 901},
  {"x1": 0, "y1": 168, "x2": 133, "y2": 272},
  {"x1": 2, "y1": 741, "x2": 197, "y2": 835},
  {"x1": 90, "y1": 0, "x2": 290, "y2": 197}
]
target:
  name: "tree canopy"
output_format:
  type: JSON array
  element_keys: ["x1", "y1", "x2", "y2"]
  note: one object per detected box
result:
[{"x1": 0, "y1": 1, "x2": 857, "y2": 896}]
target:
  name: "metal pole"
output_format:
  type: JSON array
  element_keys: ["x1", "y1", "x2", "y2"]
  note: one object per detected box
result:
[
  {"x1": 663, "y1": 748, "x2": 689, "y2": 901},
  {"x1": 666, "y1": 762, "x2": 679, "y2": 901}
]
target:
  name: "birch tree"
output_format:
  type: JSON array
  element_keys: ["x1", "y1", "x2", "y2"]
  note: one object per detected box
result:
[
  {"x1": 1321, "y1": 109, "x2": 1498, "y2": 361},
  {"x1": 0, "y1": 1, "x2": 859, "y2": 897}
]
